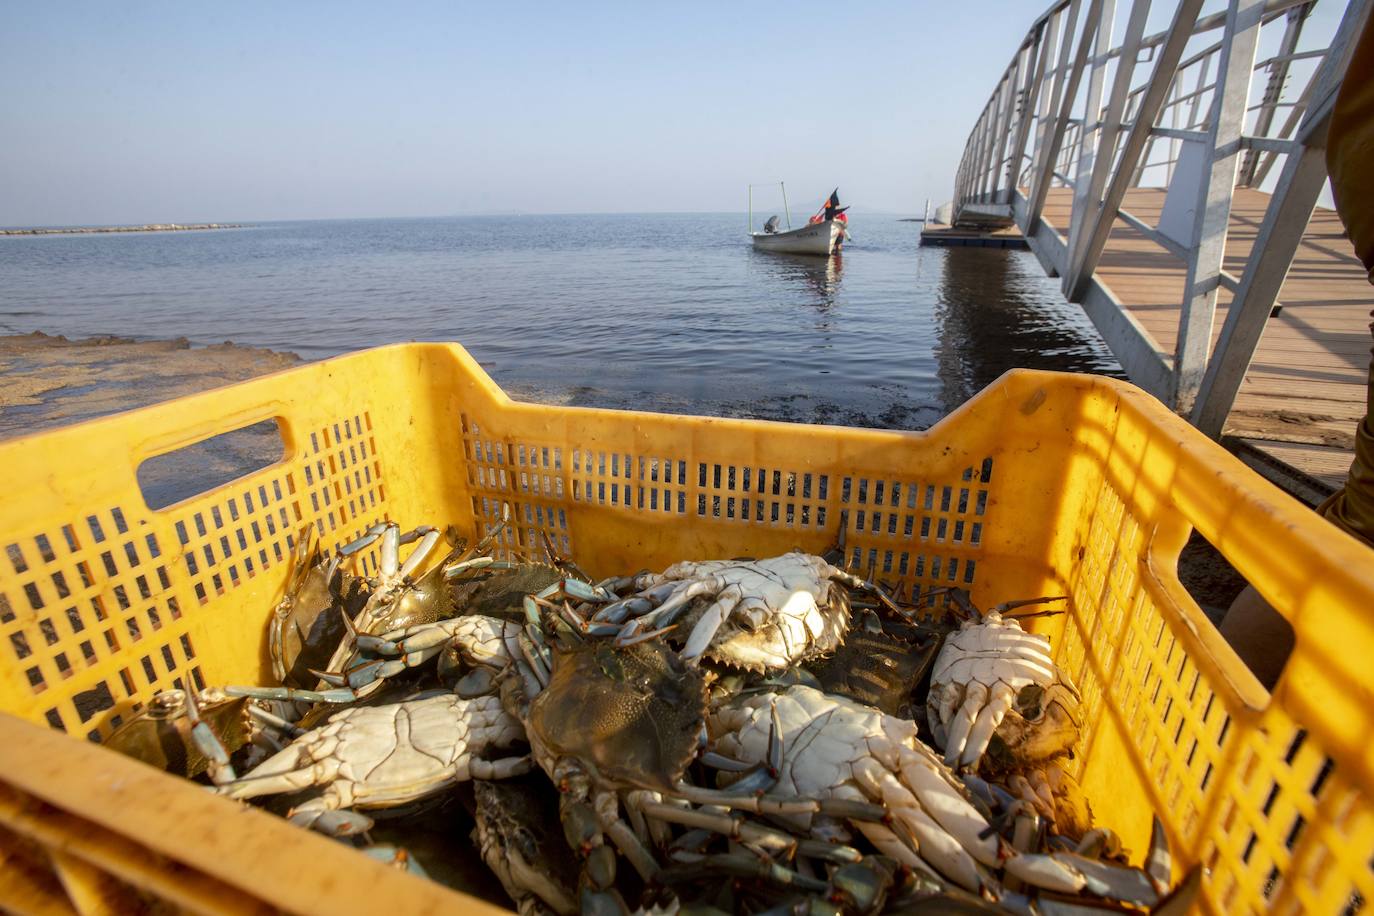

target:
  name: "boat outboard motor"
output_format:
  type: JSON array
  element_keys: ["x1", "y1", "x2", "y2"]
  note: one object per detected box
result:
[{"x1": 763, "y1": 215, "x2": 780, "y2": 234}]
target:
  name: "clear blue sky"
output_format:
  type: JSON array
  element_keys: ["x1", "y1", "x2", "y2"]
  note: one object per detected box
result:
[
  {"x1": 0, "y1": 1, "x2": 1345, "y2": 224},
  {"x1": 0, "y1": 2, "x2": 1043, "y2": 223}
]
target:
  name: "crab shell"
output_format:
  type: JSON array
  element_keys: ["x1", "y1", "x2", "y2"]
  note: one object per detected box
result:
[
  {"x1": 274, "y1": 546, "x2": 370, "y2": 689},
  {"x1": 452, "y1": 563, "x2": 564, "y2": 622},
  {"x1": 103, "y1": 691, "x2": 253, "y2": 779},
  {"x1": 806, "y1": 625, "x2": 944, "y2": 718},
  {"x1": 981, "y1": 676, "x2": 1082, "y2": 774},
  {"x1": 373, "y1": 555, "x2": 460, "y2": 634},
  {"x1": 673, "y1": 557, "x2": 853, "y2": 673},
  {"x1": 527, "y1": 639, "x2": 707, "y2": 793},
  {"x1": 471, "y1": 776, "x2": 579, "y2": 916}
]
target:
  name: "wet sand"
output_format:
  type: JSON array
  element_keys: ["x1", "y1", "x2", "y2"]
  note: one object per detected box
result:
[
  {"x1": 0, "y1": 332, "x2": 300, "y2": 440},
  {"x1": 0, "y1": 333, "x2": 303, "y2": 508}
]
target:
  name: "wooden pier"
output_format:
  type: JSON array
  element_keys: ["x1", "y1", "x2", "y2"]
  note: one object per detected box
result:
[
  {"x1": 950, "y1": 0, "x2": 1373, "y2": 503},
  {"x1": 1039, "y1": 186, "x2": 1369, "y2": 497},
  {"x1": 919, "y1": 225, "x2": 1029, "y2": 249}
]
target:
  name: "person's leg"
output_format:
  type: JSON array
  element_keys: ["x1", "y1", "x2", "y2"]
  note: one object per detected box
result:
[{"x1": 1219, "y1": 587, "x2": 1294, "y2": 689}]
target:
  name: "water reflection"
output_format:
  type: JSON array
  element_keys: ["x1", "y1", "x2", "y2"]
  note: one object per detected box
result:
[
  {"x1": 934, "y1": 247, "x2": 1125, "y2": 412},
  {"x1": 0, "y1": 214, "x2": 1121, "y2": 432},
  {"x1": 750, "y1": 250, "x2": 843, "y2": 313}
]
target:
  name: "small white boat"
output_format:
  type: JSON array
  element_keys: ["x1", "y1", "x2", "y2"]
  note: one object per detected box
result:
[
  {"x1": 747, "y1": 182, "x2": 847, "y2": 257},
  {"x1": 751, "y1": 219, "x2": 844, "y2": 256}
]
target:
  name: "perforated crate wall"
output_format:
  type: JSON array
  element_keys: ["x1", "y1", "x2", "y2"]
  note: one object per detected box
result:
[
  {"x1": 460, "y1": 410, "x2": 994, "y2": 603},
  {"x1": 0, "y1": 411, "x2": 392, "y2": 742}
]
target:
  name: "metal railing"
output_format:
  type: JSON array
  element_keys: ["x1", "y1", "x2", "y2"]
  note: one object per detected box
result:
[{"x1": 951, "y1": 0, "x2": 1371, "y2": 434}]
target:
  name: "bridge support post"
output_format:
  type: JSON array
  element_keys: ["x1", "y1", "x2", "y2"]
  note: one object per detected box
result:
[
  {"x1": 1024, "y1": 0, "x2": 1100, "y2": 236},
  {"x1": 1191, "y1": 0, "x2": 1373, "y2": 437},
  {"x1": 1172, "y1": 0, "x2": 1265, "y2": 414}
]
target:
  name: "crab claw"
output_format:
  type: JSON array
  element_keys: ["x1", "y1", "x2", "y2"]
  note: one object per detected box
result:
[{"x1": 614, "y1": 619, "x2": 677, "y2": 647}]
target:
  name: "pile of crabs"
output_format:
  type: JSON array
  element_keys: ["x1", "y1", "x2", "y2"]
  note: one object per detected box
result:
[{"x1": 106, "y1": 518, "x2": 1195, "y2": 915}]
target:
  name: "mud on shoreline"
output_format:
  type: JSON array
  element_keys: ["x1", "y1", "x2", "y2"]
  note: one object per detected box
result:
[{"x1": 0, "y1": 332, "x2": 301, "y2": 440}]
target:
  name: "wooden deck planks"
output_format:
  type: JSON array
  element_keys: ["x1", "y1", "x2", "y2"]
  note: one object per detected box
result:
[{"x1": 1039, "y1": 186, "x2": 1372, "y2": 490}]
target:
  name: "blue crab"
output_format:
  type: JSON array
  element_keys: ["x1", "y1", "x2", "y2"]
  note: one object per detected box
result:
[
  {"x1": 589, "y1": 552, "x2": 900, "y2": 673},
  {"x1": 214, "y1": 690, "x2": 529, "y2": 836}
]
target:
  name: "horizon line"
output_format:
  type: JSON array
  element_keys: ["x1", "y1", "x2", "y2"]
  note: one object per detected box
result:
[{"x1": 4, "y1": 207, "x2": 923, "y2": 230}]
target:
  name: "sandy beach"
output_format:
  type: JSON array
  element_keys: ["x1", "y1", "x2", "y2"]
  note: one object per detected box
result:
[
  {"x1": 0, "y1": 333, "x2": 306, "y2": 508},
  {"x1": 0, "y1": 332, "x2": 300, "y2": 440}
]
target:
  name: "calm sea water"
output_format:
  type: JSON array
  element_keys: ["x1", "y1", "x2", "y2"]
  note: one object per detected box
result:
[{"x1": 0, "y1": 214, "x2": 1121, "y2": 428}]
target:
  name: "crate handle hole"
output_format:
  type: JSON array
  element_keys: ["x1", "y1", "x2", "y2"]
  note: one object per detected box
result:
[
  {"x1": 1179, "y1": 528, "x2": 1292, "y2": 691},
  {"x1": 137, "y1": 419, "x2": 286, "y2": 511}
]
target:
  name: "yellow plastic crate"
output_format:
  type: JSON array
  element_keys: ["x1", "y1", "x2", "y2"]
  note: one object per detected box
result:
[{"x1": 0, "y1": 342, "x2": 1370, "y2": 914}]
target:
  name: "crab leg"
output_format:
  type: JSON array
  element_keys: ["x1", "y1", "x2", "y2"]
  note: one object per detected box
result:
[
  {"x1": 797, "y1": 839, "x2": 865, "y2": 865},
  {"x1": 538, "y1": 530, "x2": 596, "y2": 586},
  {"x1": 224, "y1": 684, "x2": 362, "y2": 705},
  {"x1": 395, "y1": 527, "x2": 441, "y2": 580},
  {"x1": 521, "y1": 595, "x2": 549, "y2": 630},
  {"x1": 642, "y1": 800, "x2": 864, "y2": 865},
  {"x1": 312, "y1": 657, "x2": 419, "y2": 690},
  {"x1": 519, "y1": 639, "x2": 551, "y2": 685},
  {"x1": 246, "y1": 703, "x2": 305, "y2": 739},
  {"x1": 1145, "y1": 815, "x2": 1172, "y2": 892},
  {"x1": 679, "y1": 585, "x2": 744, "y2": 662},
  {"x1": 613, "y1": 618, "x2": 677, "y2": 647},
  {"x1": 214, "y1": 752, "x2": 342, "y2": 801},
  {"x1": 381, "y1": 523, "x2": 404, "y2": 578},
  {"x1": 554, "y1": 600, "x2": 619, "y2": 638},
  {"x1": 699, "y1": 751, "x2": 754, "y2": 772},
  {"x1": 337, "y1": 522, "x2": 387, "y2": 558},
  {"x1": 639, "y1": 579, "x2": 719, "y2": 631},
  {"x1": 588, "y1": 596, "x2": 652, "y2": 625},
  {"x1": 990, "y1": 595, "x2": 1068, "y2": 616},
  {"x1": 639, "y1": 800, "x2": 796, "y2": 856},
  {"x1": 471, "y1": 509, "x2": 510, "y2": 554},
  {"x1": 395, "y1": 524, "x2": 435, "y2": 546},
  {"x1": 825, "y1": 565, "x2": 905, "y2": 617},
  {"x1": 512, "y1": 654, "x2": 545, "y2": 698},
  {"x1": 672, "y1": 783, "x2": 818, "y2": 816},
  {"x1": 623, "y1": 791, "x2": 674, "y2": 850},
  {"x1": 891, "y1": 744, "x2": 1002, "y2": 867},
  {"x1": 287, "y1": 798, "x2": 374, "y2": 837},
  {"x1": 269, "y1": 527, "x2": 322, "y2": 684},
  {"x1": 443, "y1": 555, "x2": 495, "y2": 578},
  {"x1": 592, "y1": 583, "x2": 678, "y2": 623},
  {"x1": 596, "y1": 573, "x2": 647, "y2": 596},
  {"x1": 282, "y1": 525, "x2": 316, "y2": 594},
  {"x1": 364, "y1": 616, "x2": 516, "y2": 665},
  {"x1": 852, "y1": 816, "x2": 937, "y2": 878},
  {"x1": 360, "y1": 844, "x2": 431, "y2": 878},
  {"x1": 851, "y1": 756, "x2": 982, "y2": 891},
  {"x1": 600, "y1": 813, "x2": 661, "y2": 882},
  {"x1": 299, "y1": 616, "x2": 521, "y2": 696},
  {"x1": 666, "y1": 828, "x2": 714, "y2": 860},
  {"x1": 321, "y1": 524, "x2": 404, "y2": 676},
  {"x1": 661, "y1": 853, "x2": 829, "y2": 894},
  {"x1": 536, "y1": 578, "x2": 616, "y2": 605},
  {"x1": 183, "y1": 689, "x2": 238, "y2": 784},
  {"x1": 701, "y1": 699, "x2": 783, "y2": 794},
  {"x1": 954, "y1": 682, "x2": 1017, "y2": 768}
]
